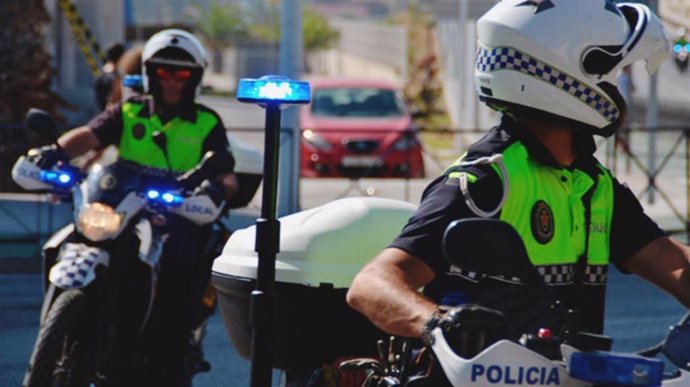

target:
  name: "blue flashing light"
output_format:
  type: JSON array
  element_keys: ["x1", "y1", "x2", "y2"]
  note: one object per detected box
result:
[
  {"x1": 684, "y1": 44, "x2": 690, "y2": 52},
  {"x1": 569, "y1": 351, "x2": 664, "y2": 386},
  {"x1": 40, "y1": 170, "x2": 74, "y2": 187},
  {"x1": 162, "y1": 193, "x2": 175, "y2": 203},
  {"x1": 145, "y1": 189, "x2": 183, "y2": 207},
  {"x1": 236, "y1": 76, "x2": 310, "y2": 105},
  {"x1": 122, "y1": 74, "x2": 143, "y2": 87},
  {"x1": 58, "y1": 174, "x2": 71, "y2": 184},
  {"x1": 146, "y1": 190, "x2": 160, "y2": 199},
  {"x1": 163, "y1": 192, "x2": 183, "y2": 206},
  {"x1": 674, "y1": 44, "x2": 682, "y2": 53}
]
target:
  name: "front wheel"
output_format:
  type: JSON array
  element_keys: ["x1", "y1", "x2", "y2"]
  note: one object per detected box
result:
[{"x1": 23, "y1": 289, "x2": 88, "y2": 387}]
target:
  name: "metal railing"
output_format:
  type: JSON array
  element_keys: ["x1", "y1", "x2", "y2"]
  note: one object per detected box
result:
[
  {"x1": 297, "y1": 126, "x2": 690, "y2": 239},
  {"x1": 599, "y1": 127, "x2": 690, "y2": 240}
]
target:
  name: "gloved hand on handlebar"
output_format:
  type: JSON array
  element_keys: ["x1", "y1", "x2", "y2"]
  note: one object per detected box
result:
[
  {"x1": 193, "y1": 178, "x2": 226, "y2": 207},
  {"x1": 27, "y1": 144, "x2": 70, "y2": 169},
  {"x1": 422, "y1": 304, "x2": 509, "y2": 359}
]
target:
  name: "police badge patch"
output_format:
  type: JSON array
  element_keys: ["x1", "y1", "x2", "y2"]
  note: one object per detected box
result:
[
  {"x1": 132, "y1": 123, "x2": 146, "y2": 140},
  {"x1": 531, "y1": 200, "x2": 554, "y2": 244}
]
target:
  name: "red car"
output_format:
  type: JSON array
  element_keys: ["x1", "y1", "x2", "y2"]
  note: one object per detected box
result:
[{"x1": 300, "y1": 78, "x2": 425, "y2": 178}]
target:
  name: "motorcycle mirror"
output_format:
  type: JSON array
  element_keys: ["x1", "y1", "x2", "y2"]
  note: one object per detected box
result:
[
  {"x1": 442, "y1": 218, "x2": 543, "y2": 284},
  {"x1": 25, "y1": 108, "x2": 59, "y2": 143}
]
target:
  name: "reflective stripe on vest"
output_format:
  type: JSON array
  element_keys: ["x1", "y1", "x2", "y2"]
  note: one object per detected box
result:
[
  {"x1": 120, "y1": 101, "x2": 217, "y2": 173},
  {"x1": 447, "y1": 141, "x2": 614, "y2": 279}
]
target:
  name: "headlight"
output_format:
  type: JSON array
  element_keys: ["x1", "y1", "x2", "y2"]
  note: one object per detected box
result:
[
  {"x1": 303, "y1": 129, "x2": 332, "y2": 150},
  {"x1": 77, "y1": 202, "x2": 123, "y2": 241}
]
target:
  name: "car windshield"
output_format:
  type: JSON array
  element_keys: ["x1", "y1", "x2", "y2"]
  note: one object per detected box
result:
[{"x1": 311, "y1": 87, "x2": 405, "y2": 117}]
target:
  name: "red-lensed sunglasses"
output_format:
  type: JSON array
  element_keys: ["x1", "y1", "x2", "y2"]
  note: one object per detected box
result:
[{"x1": 155, "y1": 67, "x2": 192, "y2": 82}]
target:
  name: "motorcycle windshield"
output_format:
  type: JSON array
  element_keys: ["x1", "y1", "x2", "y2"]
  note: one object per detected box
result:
[{"x1": 83, "y1": 162, "x2": 179, "y2": 207}]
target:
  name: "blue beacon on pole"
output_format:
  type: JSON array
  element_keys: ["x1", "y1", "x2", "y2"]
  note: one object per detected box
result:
[{"x1": 236, "y1": 75, "x2": 311, "y2": 105}]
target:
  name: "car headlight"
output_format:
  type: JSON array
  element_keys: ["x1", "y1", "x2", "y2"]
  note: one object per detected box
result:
[
  {"x1": 77, "y1": 202, "x2": 123, "y2": 241},
  {"x1": 303, "y1": 129, "x2": 332, "y2": 150},
  {"x1": 392, "y1": 134, "x2": 420, "y2": 151}
]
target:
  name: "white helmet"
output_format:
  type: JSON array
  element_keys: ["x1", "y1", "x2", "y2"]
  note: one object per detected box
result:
[
  {"x1": 142, "y1": 29, "x2": 208, "y2": 96},
  {"x1": 475, "y1": 0, "x2": 668, "y2": 137}
]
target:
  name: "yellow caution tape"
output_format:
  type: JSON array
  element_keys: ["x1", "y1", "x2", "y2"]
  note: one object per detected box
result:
[{"x1": 57, "y1": 0, "x2": 106, "y2": 77}]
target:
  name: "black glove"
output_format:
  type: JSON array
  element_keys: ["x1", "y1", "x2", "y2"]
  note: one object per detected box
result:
[
  {"x1": 27, "y1": 144, "x2": 69, "y2": 169},
  {"x1": 422, "y1": 304, "x2": 509, "y2": 359},
  {"x1": 193, "y1": 178, "x2": 226, "y2": 207}
]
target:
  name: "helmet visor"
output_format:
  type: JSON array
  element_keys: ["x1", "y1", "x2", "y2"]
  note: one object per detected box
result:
[
  {"x1": 618, "y1": 3, "x2": 669, "y2": 75},
  {"x1": 154, "y1": 67, "x2": 193, "y2": 82}
]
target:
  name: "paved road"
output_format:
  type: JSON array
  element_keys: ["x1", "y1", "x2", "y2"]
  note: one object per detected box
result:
[
  {"x1": 0, "y1": 273, "x2": 286, "y2": 387},
  {"x1": 1, "y1": 269, "x2": 687, "y2": 387}
]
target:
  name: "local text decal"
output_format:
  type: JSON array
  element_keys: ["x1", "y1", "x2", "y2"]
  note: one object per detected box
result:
[{"x1": 471, "y1": 364, "x2": 560, "y2": 385}]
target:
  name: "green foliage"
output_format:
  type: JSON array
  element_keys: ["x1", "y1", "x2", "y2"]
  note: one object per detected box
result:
[
  {"x1": 405, "y1": 55, "x2": 449, "y2": 130},
  {"x1": 221, "y1": 2, "x2": 339, "y2": 52},
  {"x1": 394, "y1": 5, "x2": 450, "y2": 131},
  {"x1": 247, "y1": 22, "x2": 280, "y2": 45},
  {"x1": 303, "y1": 8, "x2": 340, "y2": 52},
  {"x1": 190, "y1": 0, "x2": 248, "y2": 49},
  {"x1": 244, "y1": 1, "x2": 280, "y2": 43}
]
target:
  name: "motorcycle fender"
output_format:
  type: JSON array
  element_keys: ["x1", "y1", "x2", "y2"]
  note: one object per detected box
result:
[
  {"x1": 134, "y1": 218, "x2": 167, "y2": 268},
  {"x1": 49, "y1": 243, "x2": 110, "y2": 289},
  {"x1": 429, "y1": 329, "x2": 591, "y2": 386},
  {"x1": 42, "y1": 223, "x2": 76, "y2": 293},
  {"x1": 11, "y1": 156, "x2": 52, "y2": 191},
  {"x1": 43, "y1": 223, "x2": 75, "y2": 251}
]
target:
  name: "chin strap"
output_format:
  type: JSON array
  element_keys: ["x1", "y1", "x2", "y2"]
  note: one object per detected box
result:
[{"x1": 458, "y1": 154, "x2": 509, "y2": 218}]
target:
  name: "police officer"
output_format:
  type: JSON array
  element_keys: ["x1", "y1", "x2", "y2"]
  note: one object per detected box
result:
[
  {"x1": 35, "y1": 29, "x2": 237, "y2": 383},
  {"x1": 347, "y1": 0, "x2": 683, "y2": 340},
  {"x1": 94, "y1": 42, "x2": 125, "y2": 110}
]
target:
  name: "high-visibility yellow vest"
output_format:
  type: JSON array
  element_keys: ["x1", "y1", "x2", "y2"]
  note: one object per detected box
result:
[
  {"x1": 448, "y1": 140, "x2": 614, "y2": 284},
  {"x1": 119, "y1": 101, "x2": 218, "y2": 173}
]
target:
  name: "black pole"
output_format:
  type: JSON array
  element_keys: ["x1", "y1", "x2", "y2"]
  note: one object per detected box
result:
[
  {"x1": 250, "y1": 103, "x2": 282, "y2": 387},
  {"x1": 686, "y1": 129, "x2": 690, "y2": 243}
]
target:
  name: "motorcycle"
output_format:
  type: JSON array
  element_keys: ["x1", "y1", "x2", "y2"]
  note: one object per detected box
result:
[
  {"x1": 212, "y1": 196, "x2": 690, "y2": 387},
  {"x1": 340, "y1": 217, "x2": 690, "y2": 386},
  {"x1": 13, "y1": 109, "x2": 233, "y2": 387}
]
